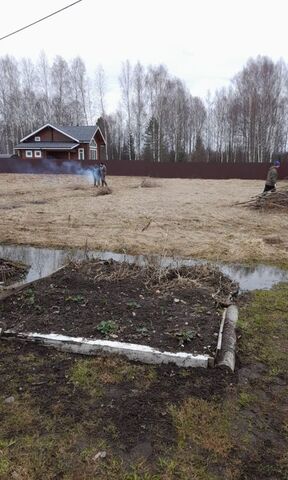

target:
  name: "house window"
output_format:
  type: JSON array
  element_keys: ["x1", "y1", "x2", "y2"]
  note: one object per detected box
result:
[
  {"x1": 78, "y1": 148, "x2": 85, "y2": 160},
  {"x1": 35, "y1": 136, "x2": 41, "y2": 142},
  {"x1": 25, "y1": 150, "x2": 32, "y2": 158},
  {"x1": 90, "y1": 148, "x2": 97, "y2": 160},
  {"x1": 35, "y1": 151, "x2": 42, "y2": 158}
]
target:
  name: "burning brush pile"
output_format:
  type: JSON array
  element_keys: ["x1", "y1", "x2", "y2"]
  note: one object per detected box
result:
[{"x1": 238, "y1": 188, "x2": 288, "y2": 211}]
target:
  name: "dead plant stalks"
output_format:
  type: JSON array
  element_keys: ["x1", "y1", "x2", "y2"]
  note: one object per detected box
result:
[
  {"x1": 0, "y1": 258, "x2": 27, "y2": 284},
  {"x1": 64, "y1": 258, "x2": 236, "y2": 299},
  {"x1": 93, "y1": 186, "x2": 112, "y2": 196},
  {"x1": 141, "y1": 219, "x2": 152, "y2": 232},
  {"x1": 71, "y1": 185, "x2": 87, "y2": 191},
  {"x1": 143, "y1": 263, "x2": 238, "y2": 300},
  {"x1": 139, "y1": 178, "x2": 160, "y2": 188}
]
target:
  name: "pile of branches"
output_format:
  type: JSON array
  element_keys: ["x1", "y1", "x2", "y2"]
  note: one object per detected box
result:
[{"x1": 237, "y1": 188, "x2": 288, "y2": 211}]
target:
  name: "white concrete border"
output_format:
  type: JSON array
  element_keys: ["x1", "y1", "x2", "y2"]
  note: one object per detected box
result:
[{"x1": 1, "y1": 330, "x2": 213, "y2": 368}]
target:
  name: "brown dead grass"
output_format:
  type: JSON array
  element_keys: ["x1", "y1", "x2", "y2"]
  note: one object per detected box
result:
[
  {"x1": 0, "y1": 174, "x2": 288, "y2": 265},
  {"x1": 94, "y1": 186, "x2": 112, "y2": 196},
  {"x1": 139, "y1": 178, "x2": 160, "y2": 188}
]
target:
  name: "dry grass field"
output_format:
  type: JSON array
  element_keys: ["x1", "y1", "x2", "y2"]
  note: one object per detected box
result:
[{"x1": 0, "y1": 173, "x2": 288, "y2": 265}]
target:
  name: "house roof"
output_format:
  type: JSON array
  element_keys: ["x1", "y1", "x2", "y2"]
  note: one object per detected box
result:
[
  {"x1": 54, "y1": 126, "x2": 98, "y2": 143},
  {"x1": 14, "y1": 142, "x2": 79, "y2": 150},
  {"x1": 20, "y1": 123, "x2": 106, "y2": 144}
]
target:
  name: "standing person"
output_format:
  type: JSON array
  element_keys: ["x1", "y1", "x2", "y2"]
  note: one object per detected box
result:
[
  {"x1": 263, "y1": 160, "x2": 280, "y2": 193},
  {"x1": 93, "y1": 164, "x2": 101, "y2": 187},
  {"x1": 100, "y1": 162, "x2": 107, "y2": 187}
]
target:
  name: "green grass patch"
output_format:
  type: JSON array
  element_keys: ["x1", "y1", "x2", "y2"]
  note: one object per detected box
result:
[
  {"x1": 70, "y1": 356, "x2": 157, "y2": 395},
  {"x1": 0, "y1": 395, "x2": 39, "y2": 437},
  {"x1": 171, "y1": 397, "x2": 235, "y2": 458},
  {"x1": 163, "y1": 397, "x2": 241, "y2": 480},
  {"x1": 238, "y1": 390, "x2": 257, "y2": 408},
  {"x1": 239, "y1": 283, "x2": 288, "y2": 375}
]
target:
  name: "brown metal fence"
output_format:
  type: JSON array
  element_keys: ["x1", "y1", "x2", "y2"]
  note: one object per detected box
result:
[
  {"x1": 0, "y1": 157, "x2": 287, "y2": 180},
  {"x1": 106, "y1": 160, "x2": 288, "y2": 180}
]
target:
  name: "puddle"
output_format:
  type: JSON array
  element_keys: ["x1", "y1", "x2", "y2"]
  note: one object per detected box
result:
[
  {"x1": 0, "y1": 244, "x2": 288, "y2": 292},
  {"x1": 217, "y1": 263, "x2": 288, "y2": 291}
]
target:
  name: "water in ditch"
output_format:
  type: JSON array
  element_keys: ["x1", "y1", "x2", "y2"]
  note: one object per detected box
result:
[{"x1": 0, "y1": 243, "x2": 288, "y2": 292}]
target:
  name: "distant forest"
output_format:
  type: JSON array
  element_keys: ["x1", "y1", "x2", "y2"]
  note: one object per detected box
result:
[{"x1": 0, "y1": 53, "x2": 287, "y2": 163}]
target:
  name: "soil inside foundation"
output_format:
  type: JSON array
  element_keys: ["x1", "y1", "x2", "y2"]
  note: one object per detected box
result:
[{"x1": 0, "y1": 259, "x2": 237, "y2": 355}]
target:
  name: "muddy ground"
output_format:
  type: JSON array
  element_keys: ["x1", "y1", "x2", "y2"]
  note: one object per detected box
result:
[
  {"x1": 0, "y1": 260, "x2": 237, "y2": 355},
  {"x1": 0, "y1": 282, "x2": 287, "y2": 480},
  {"x1": 1, "y1": 174, "x2": 288, "y2": 266},
  {"x1": 0, "y1": 340, "x2": 235, "y2": 480}
]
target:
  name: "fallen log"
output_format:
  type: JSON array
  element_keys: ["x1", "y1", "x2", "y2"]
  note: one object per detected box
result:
[{"x1": 216, "y1": 304, "x2": 238, "y2": 372}]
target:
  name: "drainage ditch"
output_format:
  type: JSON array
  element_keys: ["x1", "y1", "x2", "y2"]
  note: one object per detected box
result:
[{"x1": 1, "y1": 243, "x2": 288, "y2": 291}]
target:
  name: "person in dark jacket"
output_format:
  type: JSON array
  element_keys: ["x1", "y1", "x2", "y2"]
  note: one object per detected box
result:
[
  {"x1": 263, "y1": 160, "x2": 280, "y2": 193},
  {"x1": 100, "y1": 162, "x2": 107, "y2": 186}
]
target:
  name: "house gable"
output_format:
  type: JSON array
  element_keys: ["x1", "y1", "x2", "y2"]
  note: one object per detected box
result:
[
  {"x1": 94, "y1": 127, "x2": 106, "y2": 145},
  {"x1": 20, "y1": 124, "x2": 106, "y2": 146},
  {"x1": 20, "y1": 124, "x2": 79, "y2": 143}
]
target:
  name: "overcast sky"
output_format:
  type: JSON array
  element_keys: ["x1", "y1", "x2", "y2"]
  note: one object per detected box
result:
[{"x1": 1, "y1": 0, "x2": 287, "y2": 113}]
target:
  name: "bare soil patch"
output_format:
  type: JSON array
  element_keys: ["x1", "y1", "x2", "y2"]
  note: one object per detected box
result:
[
  {"x1": 0, "y1": 339, "x2": 234, "y2": 479},
  {"x1": 0, "y1": 260, "x2": 237, "y2": 355},
  {"x1": 1, "y1": 174, "x2": 288, "y2": 265}
]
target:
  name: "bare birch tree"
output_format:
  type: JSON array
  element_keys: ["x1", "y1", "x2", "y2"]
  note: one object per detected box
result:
[
  {"x1": 131, "y1": 62, "x2": 146, "y2": 160},
  {"x1": 70, "y1": 56, "x2": 89, "y2": 125},
  {"x1": 37, "y1": 51, "x2": 51, "y2": 122},
  {"x1": 95, "y1": 64, "x2": 109, "y2": 159},
  {"x1": 51, "y1": 55, "x2": 71, "y2": 124},
  {"x1": 119, "y1": 60, "x2": 133, "y2": 160}
]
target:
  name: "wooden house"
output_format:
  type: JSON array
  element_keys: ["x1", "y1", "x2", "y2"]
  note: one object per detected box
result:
[{"x1": 14, "y1": 123, "x2": 106, "y2": 162}]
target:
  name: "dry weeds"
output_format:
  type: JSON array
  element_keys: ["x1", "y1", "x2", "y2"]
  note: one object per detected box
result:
[
  {"x1": 0, "y1": 174, "x2": 288, "y2": 265},
  {"x1": 93, "y1": 186, "x2": 112, "y2": 196},
  {"x1": 139, "y1": 178, "x2": 160, "y2": 188},
  {"x1": 0, "y1": 259, "x2": 27, "y2": 284}
]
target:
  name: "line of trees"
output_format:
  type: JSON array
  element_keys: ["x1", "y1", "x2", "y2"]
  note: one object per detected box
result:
[
  {"x1": 0, "y1": 53, "x2": 287, "y2": 163},
  {"x1": 0, "y1": 53, "x2": 94, "y2": 153}
]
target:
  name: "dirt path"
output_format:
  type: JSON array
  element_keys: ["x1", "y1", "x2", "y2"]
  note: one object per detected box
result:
[{"x1": 0, "y1": 174, "x2": 288, "y2": 265}]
